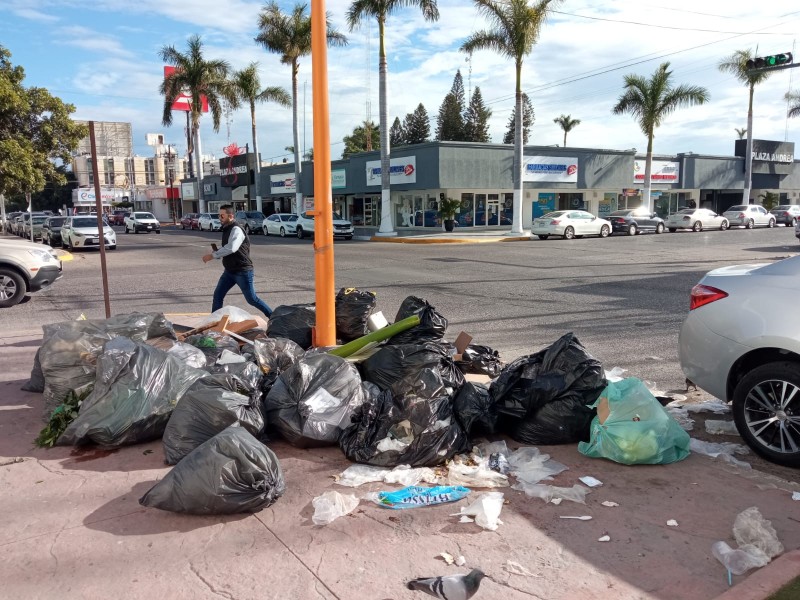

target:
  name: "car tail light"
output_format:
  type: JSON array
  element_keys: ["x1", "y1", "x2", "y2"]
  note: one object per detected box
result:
[
  {"x1": 551, "y1": 219, "x2": 560, "y2": 225},
  {"x1": 738, "y1": 213, "x2": 746, "y2": 218},
  {"x1": 690, "y1": 284, "x2": 729, "y2": 310},
  {"x1": 682, "y1": 216, "x2": 690, "y2": 220}
]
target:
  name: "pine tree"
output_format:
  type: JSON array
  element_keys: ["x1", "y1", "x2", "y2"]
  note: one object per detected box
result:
[
  {"x1": 463, "y1": 86, "x2": 492, "y2": 142},
  {"x1": 390, "y1": 116, "x2": 405, "y2": 146},
  {"x1": 436, "y1": 70, "x2": 466, "y2": 141},
  {"x1": 503, "y1": 93, "x2": 534, "y2": 145},
  {"x1": 404, "y1": 103, "x2": 431, "y2": 144},
  {"x1": 341, "y1": 120, "x2": 380, "y2": 158}
]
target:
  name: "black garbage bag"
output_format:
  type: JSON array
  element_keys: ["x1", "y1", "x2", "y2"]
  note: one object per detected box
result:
[
  {"x1": 510, "y1": 399, "x2": 596, "y2": 445},
  {"x1": 57, "y1": 338, "x2": 205, "y2": 447},
  {"x1": 455, "y1": 344, "x2": 503, "y2": 378},
  {"x1": 162, "y1": 374, "x2": 265, "y2": 465},
  {"x1": 490, "y1": 333, "x2": 605, "y2": 445},
  {"x1": 452, "y1": 382, "x2": 497, "y2": 437},
  {"x1": 359, "y1": 342, "x2": 464, "y2": 394},
  {"x1": 254, "y1": 337, "x2": 305, "y2": 396},
  {"x1": 140, "y1": 425, "x2": 285, "y2": 515},
  {"x1": 267, "y1": 304, "x2": 316, "y2": 349},
  {"x1": 386, "y1": 296, "x2": 447, "y2": 345},
  {"x1": 339, "y1": 368, "x2": 470, "y2": 467},
  {"x1": 335, "y1": 287, "x2": 377, "y2": 342},
  {"x1": 205, "y1": 361, "x2": 264, "y2": 395},
  {"x1": 265, "y1": 354, "x2": 366, "y2": 447},
  {"x1": 185, "y1": 331, "x2": 240, "y2": 364},
  {"x1": 21, "y1": 348, "x2": 45, "y2": 393}
]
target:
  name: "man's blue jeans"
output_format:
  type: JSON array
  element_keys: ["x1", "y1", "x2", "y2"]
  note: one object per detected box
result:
[{"x1": 212, "y1": 269, "x2": 272, "y2": 318}]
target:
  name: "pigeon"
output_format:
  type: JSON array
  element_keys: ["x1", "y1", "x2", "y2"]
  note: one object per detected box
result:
[
  {"x1": 406, "y1": 568, "x2": 486, "y2": 600},
  {"x1": 685, "y1": 378, "x2": 698, "y2": 392}
]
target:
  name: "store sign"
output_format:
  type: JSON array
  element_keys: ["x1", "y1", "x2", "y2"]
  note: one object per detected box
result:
[
  {"x1": 163, "y1": 66, "x2": 208, "y2": 113},
  {"x1": 366, "y1": 156, "x2": 417, "y2": 185},
  {"x1": 735, "y1": 139, "x2": 795, "y2": 163},
  {"x1": 145, "y1": 187, "x2": 168, "y2": 200},
  {"x1": 72, "y1": 188, "x2": 118, "y2": 204},
  {"x1": 332, "y1": 169, "x2": 346, "y2": 189},
  {"x1": 523, "y1": 156, "x2": 578, "y2": 182},
  {"x1": 219, "y1": 153, "x2": 253, "y2": 187},
  {"x1": 203, "y1": 182, "x2": 217, "y2": 195},
  {"x1": 181, "y1": 181, "x2": 197, "y2": 200},
  {"x1": 270, "y1": 173, "x2": 296, "y2": 193},
  {"x1": 633, "y1": 160, "x2": 680, "y2": 183}
]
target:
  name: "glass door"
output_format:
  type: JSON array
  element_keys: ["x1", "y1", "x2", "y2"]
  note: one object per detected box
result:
[{"x1": 487, "y1": 197, "x2": 500, "y2": 226}]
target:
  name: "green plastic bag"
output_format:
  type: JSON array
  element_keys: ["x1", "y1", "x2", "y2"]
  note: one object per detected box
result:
[{"x1": 578, "y1": 378, "x2": 690, "y2": 465}]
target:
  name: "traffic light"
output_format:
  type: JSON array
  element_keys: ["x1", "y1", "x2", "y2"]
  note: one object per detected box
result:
[{"x1": 746, "y1": 52, "x2": 793, "y2": 70}]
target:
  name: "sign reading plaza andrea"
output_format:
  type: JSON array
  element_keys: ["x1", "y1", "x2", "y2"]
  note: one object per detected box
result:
[
  {"x1": 523, "y1": 156, "x2": 578, "y2": 182},
  {"x1": 735, "y1": 139, "x2": 795, "y2": 174},
  {"x1": 366, "y1": 156, "x2": 417, "y2": 185}
]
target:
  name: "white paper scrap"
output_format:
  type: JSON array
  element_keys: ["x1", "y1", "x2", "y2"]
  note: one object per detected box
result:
[
  {"x1": 579, "y1": 476, "x2": 603, "y2": 488},
  {"x1": 598, "y1": 535, "x2": 611, "y2": 542},
  {"x1": 601, "y1": 501, "x2": 619, "y2": 507},
  {"x1": 667, "y1": 519, "x2": 679, "y2": 527}
]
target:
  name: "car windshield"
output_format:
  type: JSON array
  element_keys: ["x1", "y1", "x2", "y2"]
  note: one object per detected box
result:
[
  {"x1": 676, "y1": 209, "x2": 695, "y2": 215},
  {"x1": 73, "y1": 218, "x2": 99, "y2": 228},
  {"x1": 246, "y1": 212, "x2": 262, "y2": 218},
  {"x1": 332, "y1": 212, "x2": 344, "y2": 220},
  {"x1": 609, "y1": 210, "x2": 632, "y2": 216},
  {"x1": 774, "y1": 206, "x2": 792, "y2": 210},
  {"x1": 32, "y1": 216, "x2": 47, "y2": 224},
  {"x1": 48, "y1": 218, "x2": 65, "y2": 227},
  {"x1": 135, "y1": 212, "x2": 155, "y2": 219},
  {"x1": 727, "y1": 205, "x2": 748, "y2": 211},
  {"x1": 542, "y1": 211, "x2": 567, "y2": 218}
]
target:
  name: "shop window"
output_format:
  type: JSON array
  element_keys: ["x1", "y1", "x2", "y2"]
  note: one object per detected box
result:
[
  {"x1": 458, "y1": 193, "x2": 474, "y2": 227},
  {"x1": 397, "y1": 194, "x2": 414, "y2": 227}
]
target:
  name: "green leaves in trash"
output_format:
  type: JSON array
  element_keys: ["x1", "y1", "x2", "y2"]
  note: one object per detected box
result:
[{"x1": 35, "y1": 386, "x2": 93, "y2": 448}]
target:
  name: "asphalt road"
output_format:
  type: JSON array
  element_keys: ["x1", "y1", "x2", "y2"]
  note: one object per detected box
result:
[{"x1": 3, "y1": 224, "x2": 800, "y2": 396}]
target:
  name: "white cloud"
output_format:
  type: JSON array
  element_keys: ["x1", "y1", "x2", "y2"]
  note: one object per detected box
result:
[{"x1": 12, "y1": 8, "x2": 59, "y2": 23}]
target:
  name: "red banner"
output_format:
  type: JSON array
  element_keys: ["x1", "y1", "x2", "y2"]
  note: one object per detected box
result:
[{"x1": 163, "y1": 66, "x2": 209, "y2": 113}]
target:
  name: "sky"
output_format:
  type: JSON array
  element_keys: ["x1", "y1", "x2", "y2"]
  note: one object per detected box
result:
[{"x1": 2, "y1": 0, "x2": 799, "y2": 166}]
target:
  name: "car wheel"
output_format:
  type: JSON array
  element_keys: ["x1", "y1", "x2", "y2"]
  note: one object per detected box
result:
[
  {"x1": 297, "y1": 227, "x2": 305, "y2": 239},
  {"x1": 156, "y1": 230, "x2": 161, "y2": 234},
  {"x1": 345, "y1": 235, "x2": 353, "y2": 240},
  {"x1": 599, "y1": 225, "x2": 610, "y2": 238},
  {"x1": 655, "y1": 223, "x2": 665, "y2": 234},
  {"x1": 245, "y1": 224, "x2": 250, "y2": 234},
  {"x1": 668, "y1": 228, "x2": 676, "y2": 233},
  {"x1": 746, "y1": 219, "x2": 754, "y2": 229},
  {"x1": 181, "y1": 224, "x2": 185, "y2": 230},
  {"x1": 691, "y1": 221, "x2": 702, "y2": 232},
  {"x1": 537, "y1": 235, "x2": 549, "y2": 240},
  {"x1": 791, "y1": 218, "x2": 797, "y2": 227},
  {"x1": 563, "y1": 226, "x2": 575, "y2": 240},
  {"x1": 0, "y1": 268, "x2": 26, "y2": 308},
  {"x1": 109, "y1": 245, "x2": 117, "y2": 251},
  {"x1": 280, "y1": 227, "x2": 286, "y2": 237},
  {"x1": 627, "y1": 224, "x2": 637, "y2": 236},
  {"x1": 768, "y1": 219, "x2": 775, "y2": 228},
  {"x1": 720, "y1": 220, "x2": 729, "y2": 231},
  {"x1": 732, "y1": 361, "x2": 800, "y2": 468},
  {"x1": 67, "y1": 236, "x2": 74, "y2": 250}
]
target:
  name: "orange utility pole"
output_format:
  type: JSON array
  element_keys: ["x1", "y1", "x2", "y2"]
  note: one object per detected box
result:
[{"x1": 311, "y1": 0, "x2": 336, "y2": 347}]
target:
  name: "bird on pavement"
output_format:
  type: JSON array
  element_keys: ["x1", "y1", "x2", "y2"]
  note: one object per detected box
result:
[{"x1": 406, "y1": 568, "x2": 486, "y2": 600}]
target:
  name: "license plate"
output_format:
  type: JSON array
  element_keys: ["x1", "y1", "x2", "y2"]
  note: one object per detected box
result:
[
  {"x1": 90, "y1": 238, "x2": 98, "y2": 244},
  {"x1": 146, "y1": 225, "x2": 152, "y2": 229}
]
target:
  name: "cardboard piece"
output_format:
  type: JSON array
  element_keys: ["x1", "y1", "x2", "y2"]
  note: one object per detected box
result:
[
  {"x1": 452, "y1": 331, "x2": 473, "y2": 362},
  {"x1": 596, "y1": 397, "x2": 610, "y2": 424},
  {"x1": 464, "y1": 373, "x2": 492, "y2": 384}
]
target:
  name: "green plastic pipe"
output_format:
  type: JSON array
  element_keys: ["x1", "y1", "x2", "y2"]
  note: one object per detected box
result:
[{"x1": 327, "y1": 315, "x2": 421, "y2": 358}]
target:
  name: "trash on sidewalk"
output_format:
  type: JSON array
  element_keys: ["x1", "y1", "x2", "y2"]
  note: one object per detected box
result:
[
  {"x1": 598, "y1": 535, "x2": 611, "y2": 542},
  {"x1": 507, "y1": 447, "x2": 569, "y2": 485},
  {"x1": 505, "y1": 560, "x2": 537, "y2": 577},
  {"x1": 312, "y1": 490, "x2": 360, "y2": 525},
  {"x1": 792, "y1": 492, "x2": 800, "y2": 501},
  {"x1": 446, "y1": 457, "x2": 509, "y2": 488},
  {"x1": 437, "y1": 552, "x2": 455, "y2": 565},
  {"x1": 579, "y1": 476, "x2": 603, "y2": 487},
  {"x1": 267, "y1": 304, "x2": 316, "y2": 349},
  {"x1": 365, "y1": 485, "x2": 470, "y2": 509},
  {"x1": 139, "y1": 425, "x2": 285, "y2": 515},
  {"x1": 35, "y1": 385, "x2": 93, "y2": 447},
  {"x1": 452, "y1": 491, "x2": 504, "y2": 530},
  {"x1": 711, "y1": 506, "x2": 784, "y2": 576},
  {"x1": 667, "y1": 519, "x2": 679, "y2": 527},
  {"x1": 205, "y1": 360, "x2": 263, "y2": 394},
  {"x1": 253, "y1": 337, "x2": 305, "y2": 395},
  {"x1": 455, "y1": 343, "x2": 503, "y2": 378},
  {"x1": 359, "y1": 342, "x2": 465, "y2": 395},
  {"x1": 578, "y1": 378, "x2": 690, "y2": 465},
  {"x1": 334, "y1": 464, "x2": 441, "y2": 487},
  {"x1": 452, "y1": 382, "x2": 497, "y2": 437},
  {"x1": 386, "y1": 295, "x2": 448, "y2": 345},
  {"x1": 559, "y1": 515, "x2": 592, "y2": 520},
  {"x1": 185, "y1": 330, "x2": 241, "y2": 364},
  {"x1": 689, "y1": 438, "x2": 751, "y2": 469},
  {"x1": 704, "y1": 420, "x2": 739, "y2": 436},
  {"x1": 335, "y1": 287, "x2": 378, "y2": 342},
  {"x1": 601, "y1": 501, "x2": 619, "y2": 507},
  {"x1": 511, "y1": 483, "x2": 590, "y2": 504}
]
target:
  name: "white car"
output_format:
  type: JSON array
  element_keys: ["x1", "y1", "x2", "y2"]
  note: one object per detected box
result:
[
  {"x1": 531, "y1": 210, "x2": 611, "y2": 240},
  {"x1": 722, "y1": 204, "x2": 775, "y2": 229},
  {"x1": 198, "y1": 213, "x2": 221, "y2": 231},
  {"x1": 61, "y1": 216, "x2": 117, "y2": 251},
  {"x1": 294, "y1": 211, "x2": 354, "y2": 240},
  {"x1": 679, "y1": 255, "x2": 800, "y2": 467},
  {"x1": 263, "y1": 213, "x2": 298, "y2": 237},
  {"x1": 0, "y1": 237, "x2": 62, "y2": 307},
  {"x1": 665, "y1": 208, "x2": 728, "y2": 232},
  {"x1": 124, "y1": 212, "x2": 161, "y2": 234}
]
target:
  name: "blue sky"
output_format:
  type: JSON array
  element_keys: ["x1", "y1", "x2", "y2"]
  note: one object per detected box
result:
[{"x1": 2, "y1": 0, "x2": 799, "y2": 165}]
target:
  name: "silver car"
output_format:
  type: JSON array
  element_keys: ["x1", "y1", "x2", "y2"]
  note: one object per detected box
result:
[
  {"x1": 235, "y1": 210, "x2": 265, "y2": 235},
  {"x1": 770, "y1": 204, "x2": 800, "y2": 227},
  {"x1": 198, "y1": 213, "x2": 221, "y2": 231},
  {"x1": 665, "y1": 208, "x2": 728, "y2": 232},
  {"x1": 263, "y1": 213, "x2": 298, "y2": 237},
  {"x1": 679, "y1": 256, "x2": 800, "y2": 467},
  {"x1": 722, "y1": 204, "x2": 775, "y2": 229}
]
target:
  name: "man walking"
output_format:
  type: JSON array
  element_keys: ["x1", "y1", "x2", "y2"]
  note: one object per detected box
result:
[{"x1": 202, "y1": 204, "x2": 272, "y2": 318}]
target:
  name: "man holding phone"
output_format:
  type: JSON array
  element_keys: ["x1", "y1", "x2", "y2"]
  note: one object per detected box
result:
[{"x1": 202, "y1": 204, "x2": 272, "y2": 318}]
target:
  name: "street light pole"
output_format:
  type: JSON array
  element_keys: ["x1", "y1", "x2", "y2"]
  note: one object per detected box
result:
[{"x1": 166, "y1": 145, "x2": 177, "y2": 224}]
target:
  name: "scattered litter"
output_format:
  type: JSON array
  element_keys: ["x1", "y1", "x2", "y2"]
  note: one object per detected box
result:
[
  {"x1": 512, "y1": 483, "x2": 590, "y2": 504},
  {"x1": 505, "y1": 560, "x2": 537, "y2": 577},
  {"x1": 335, "y1": 464, "x2": 440, "y2": 487},
  {"x1": 366, "y1": 485, "x2": 470, "y2": 509},
  {"x1": 645, "y1": 356, "x2": 663, "y2": 361},
  {"x1": 507, "y1": 447, "x2": 569, "y2": 485},
  {"x1": 598, "y1": 535, "x2": 611, "y2": 542},
  {"x1": 217, "y1": 349, "x2": 246, "y2": 365},
  {"x1": 690, "y1": 438, "x2": 751, "y2": 469},
  {"x1": 437, "y1": 552, "x2": 455, "y2": 565},
  {"x1": 601, "y1": 501, "x2": 619, "y2": 507},
  {"x1": 604, "y1": 367, "x2": 627, "y2": 382},
  {"x1": 705, "y1": 420, "x2": 739, "y2": 436},
  {"x1": 312, "y1": 491, "x2": 360, "y2": 525},
  {"x1": 667, "y1": 519, "x2": 679, "y2": 527},
  {"x1": 559, "y1": 515, "x2": 592, "y2": 520},
  {"x1": 711, "y1": 507, "x2": 784, "y2": 576},
  {"x1": 335, "y1": 464, "x2": 390, "y2": 487},
  {"x1": 792, "y1": 492, "x2": 800, "y2": 501},
  {"x1": 550, "y1": 498, "x2": 563, "y2": 505},
  {"x1": 455, "y1": 556, "x2": 466, "y2": 566},
  {"x1": 384, "y1": 465, "x2": 441, "y2": 486},
  {"x1": 665, "y1": 406, "x2": 695, "y2": 431},
  {"x1": 676, "y1": 399, "x2": 731, "y2": 414},
  {"x1": 447, "y1": 459, "x2": 509, "y2": 488},
  {"x1": 454, "y1": 492, "x2": 504, "y2": 531},
  {"x1": 711, "y1": 541, "x2": 768, "y2": 576},
  {"x1": 459, "y1": 515, "x2": 474, "y2": 523},
  {"x1": 579, "y1": 476, "x2": 603, "y2": 488}
]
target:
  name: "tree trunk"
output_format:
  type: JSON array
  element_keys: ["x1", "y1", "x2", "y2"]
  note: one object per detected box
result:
[
  {"x1": 194, "y1": 116, "x2": 205, "y2": 214},
  {"x1": 510, "y1": 60, "x2": 524, "y2": 235},
  {"x1": 292, "y1": 61, "x2": 303, "y2": 214},
  {"x1": 377, "y1": 17, "x2": 395, "y2": 235},
  {"x1": 743, "y1": 83, "x2": 754, "y2": 204},
  {"x1": 643, "y1": 133, "x2": 653, "y2": 212},
  {"x1": 563, "y1": 130, "x2": 567, "y2": 147},
  {"x1": 251, "y1": 100, "x2": 262, "y2": 214}
]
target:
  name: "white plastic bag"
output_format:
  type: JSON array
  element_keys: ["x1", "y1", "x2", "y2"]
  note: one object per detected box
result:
[
  {"x1": 447, "y1": 461, "x2": 509, "y2": 488},
  {"x1": 733, "y1": 507, "x2": 784, "y2": 558},
  {"x1": 335, "y1": 465, "x2": 390, "y2": 487},
  {"x1": 704, "y1": 420, "x2": 739, "y2": 436},
  {"x1": 512, "y1": 483, "x2": 590, "y2": 504},
  {"x1": 312, "y1": 490, "x2": 360, "y2": 525},
  {"x1": 507, "y1": 447, "x2": 568, "y2": 485},
  {"x1": 454, "y1": 492, "x2": 504, "y2": 530}
]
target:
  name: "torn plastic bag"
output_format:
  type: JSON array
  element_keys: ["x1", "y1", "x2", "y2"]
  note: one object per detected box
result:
[
  {"x1": 140, "y1": 425, "x2": 285, "y2": 514},
  {"x1": 37, "y1": 313, "x2": 175, "y2": 413},
  {"x1": 336, "y1": 287, "x2": 377, "y2": 342},
  {"x1": 267, "y1": 304, "x2": 316, "y2": 349},
  {"x1": 185, "y1": 331, "x2": 240, "y2": 364},
  {"x1": 57, "y1": 338, "x2": 204, "y2": 447},
  {"x1": 453, "y1": 491, "x2": 504, "y2": 530},
  {"x1": 166, "y1": 341, "x2": 207, "y2": 369},
  {"x1": 162, "y1": 374, "x2": 265, "y2": 465},
  {"x1": 512, "y1": 482, "x2": 590, "y2": 504},
  {"x1": 254, "y1": 337, "x2": 305, "y2": 394},
  {"x1": 733, "y1": 506, "x2": 784, "y2": 559},
  {"x1": 339, "y1": 368, "x2": 470, "y2": 467},
  {"x1": 455, "y1": 344, "x2": 503, "y2": 378},
  {"x1": 21, "y1": 348, "x2": 45, "y2": 392},
  {"x1": 452, "y1": 382, "x2": 497, "y2": 436},
  {"x1": 578, "y1": 378, "x2": 691, "y2": 465},
  {"x1": 359, "y1": 342, "x2": 464, "y2": 394},
  {"x1": 312, "y1": 490, "x2": 360, "y2": 525},
  {"x1": 265, "y1": 353, "x2": 366, "y2": 447},
  {"x1": 205, "y1": 361, "x2": 264, "y2": 395},
  {"x1": 386, "y1": 296, "x2": 447, "y2": 345}
]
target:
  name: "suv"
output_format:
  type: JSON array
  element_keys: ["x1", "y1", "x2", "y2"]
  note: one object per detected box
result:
[
  {"x1": 294, "y1": 211, "x2": 354, "y2": 240},
  {"x1": 235, "y1": 210, "x2": 265, "y2": 235},
  {"x1": 124, "y1": 212, "x2": 161, "y2": 234},
  {"x1": 0, "y1": 237, "x2": 62, "y2": 307},
  {"x1": 722, "y1": 204, "x2": 775, "y2": 229},
  {"x1": 109, "y1": 210, "x2": 130, "y2": 226},
  {"x1": 23, "y1": 215, "x2": 49, "y2": 241},
  {"x1": 41, "y1": 216, "x2": 66, "y2": 247}
]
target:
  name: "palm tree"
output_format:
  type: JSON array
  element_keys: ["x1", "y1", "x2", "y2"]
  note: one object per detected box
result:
[
  {"x1": 786, "y1": 90, "x2": 800, "y2": 118},
  {"x1": 160, "y1": 35, "x2": 232, "y2": 213},
  {"x1": 230, "y1": 63, "x2": 291, "y2": 213},
  {"x1": 553, "y1": 114, "x2": 580, "y2": 147},
  {"x1": 719, "y1": 50, "x2": 773, "y2": 204},
  {"x1": 255, "y1": 2, "x2": 347, "y2": 214},
  {"x1": 612, "y1": 62, "x2": 709, "y2": 211},
  {"x1": 734, "y1": 127, "x2": 747, "y2": 140},
  {"x1": 347, "y1": 0, "x2": 440, "y2": 235},
  {"x1": 461, "y1": 0, "x2": 561, "y2": 235}
]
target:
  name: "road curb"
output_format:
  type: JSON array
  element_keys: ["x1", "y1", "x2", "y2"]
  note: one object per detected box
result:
[
  {"x1": 710, "y1": 550, "x2": 800, "y2": 600},
  {"x1": 369, "y1": 235, "x2": 532, "y2": 244}
]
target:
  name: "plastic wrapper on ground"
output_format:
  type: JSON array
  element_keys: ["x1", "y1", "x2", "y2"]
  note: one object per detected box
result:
[
  {"x1": 359, "y1": 342, "x2": 465, "y2": 395},
  {"x1": 312, "y1": 490, "x2": 360, "y2": 525},
  {"x1": 733, "y1": 506, "x2": 784, "y2": 558},
  {"x1": 365, "y1": 485, "x2": 470, "y2": 509},
  {"x1": 455, "y1": 344, "x2": 503, "y2": 378},
  {"x1": 507, "y1": 447, "x2": 569, "y2": 484},
  {"x1": 139, "y1": 425, "x2": 285, "y2": 515},
  {"x1": 265, "y1": 354, "x2": 366, "y2": 447},
  {"x1": 267, "y1": 304, "x2": 316, "y2": 349},
  {"x1": 512, "y1": 482, "x2": 590, "y2": 504},
  {"x1": 335, "y1": 287, "x2": 377, "y2": 342},
  {"x1": 57, "y1": 337, "x2": 204, "y2": 447},
  {"x1": 453, "y1": 491, "x2": 504, "y2": 530},
  {"x1": 386, "y1": 296, "x2": 447, "y2": 345},
  {"x1": 162, "y1": 374, "x2": 265, "y2": 465}
]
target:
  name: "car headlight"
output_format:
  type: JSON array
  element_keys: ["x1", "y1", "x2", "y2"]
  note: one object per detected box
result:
[
  {"x1": 74, "y1": 231, "x2": 85, "y2": 237},
  {"x1": 28, "y1": 249, "x2": 52, "y2": 262}
]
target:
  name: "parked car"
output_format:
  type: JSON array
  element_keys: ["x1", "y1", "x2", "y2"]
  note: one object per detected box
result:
[
  {"x1": 23, "y1": 215, "x2": 49, "y2": 240},
  {"x1": 531, "y1": 210, "x2": 611, "y2": 240},
  {"x1": 109, "y1": 210, "x2": 130, "y2": 226},
  {"x1": 41, "y1": 216, "x2": 66, "y2": 247},
  {"x1": 0, "y1": 237, "x2": 62, "y2": 307},
  {"x1": 11, "y1": 215, "x2": 24, "y2": 236},
  {"x1": 124, "y1": 212, "x2": 161, "y2": 234},
  {"x1": 263, "y1": 213, "x2": 298, "y2": 237},
  {"x1": 18, "y1": 212, "x2": 46, "y2": 238},
  {"x1": 679, "y1": 255, "x2": 800, "y2": 467},
  {"x1": 198, "y1": 213, "x2": 221, "y2": 231},
  {"x1": 722, "y1": 204, "x2": 775, "y2": 229},
  {"x1": 2, "y1": 211, "x2": 22, "y2": 234},
  {"x1": 796, "y1": 219, "x2": 800, "y2": 243},
  {"x1": 606, "y1": 207, "x2": 666, "y2": 235},
  {"x1": 294, "y1": 212, "x2": 354, "y2": 240},
  {"x1": 180, "y1": 213, "x2": 200, "y2": 230},
  {"x1": 665, "y1": 208, "x2": 728, "y2": 232},
  {"x1": 769, "y1": 205, "x2": 800, "y2": 227},
  {"x1": 61, "y1": 216, "x2": 117, "y2": 250},
  {"x1": 235, "y1": 210, "x2": 266, "y2": 235}
]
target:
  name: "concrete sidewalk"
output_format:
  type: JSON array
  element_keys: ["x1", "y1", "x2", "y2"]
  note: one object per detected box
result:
[
  {"x1": 1, "y1": 328, "x2": 799, "y2": 600},
  {"x1": 356, "y1": 226, "x2": 532, "y2": 244}
]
